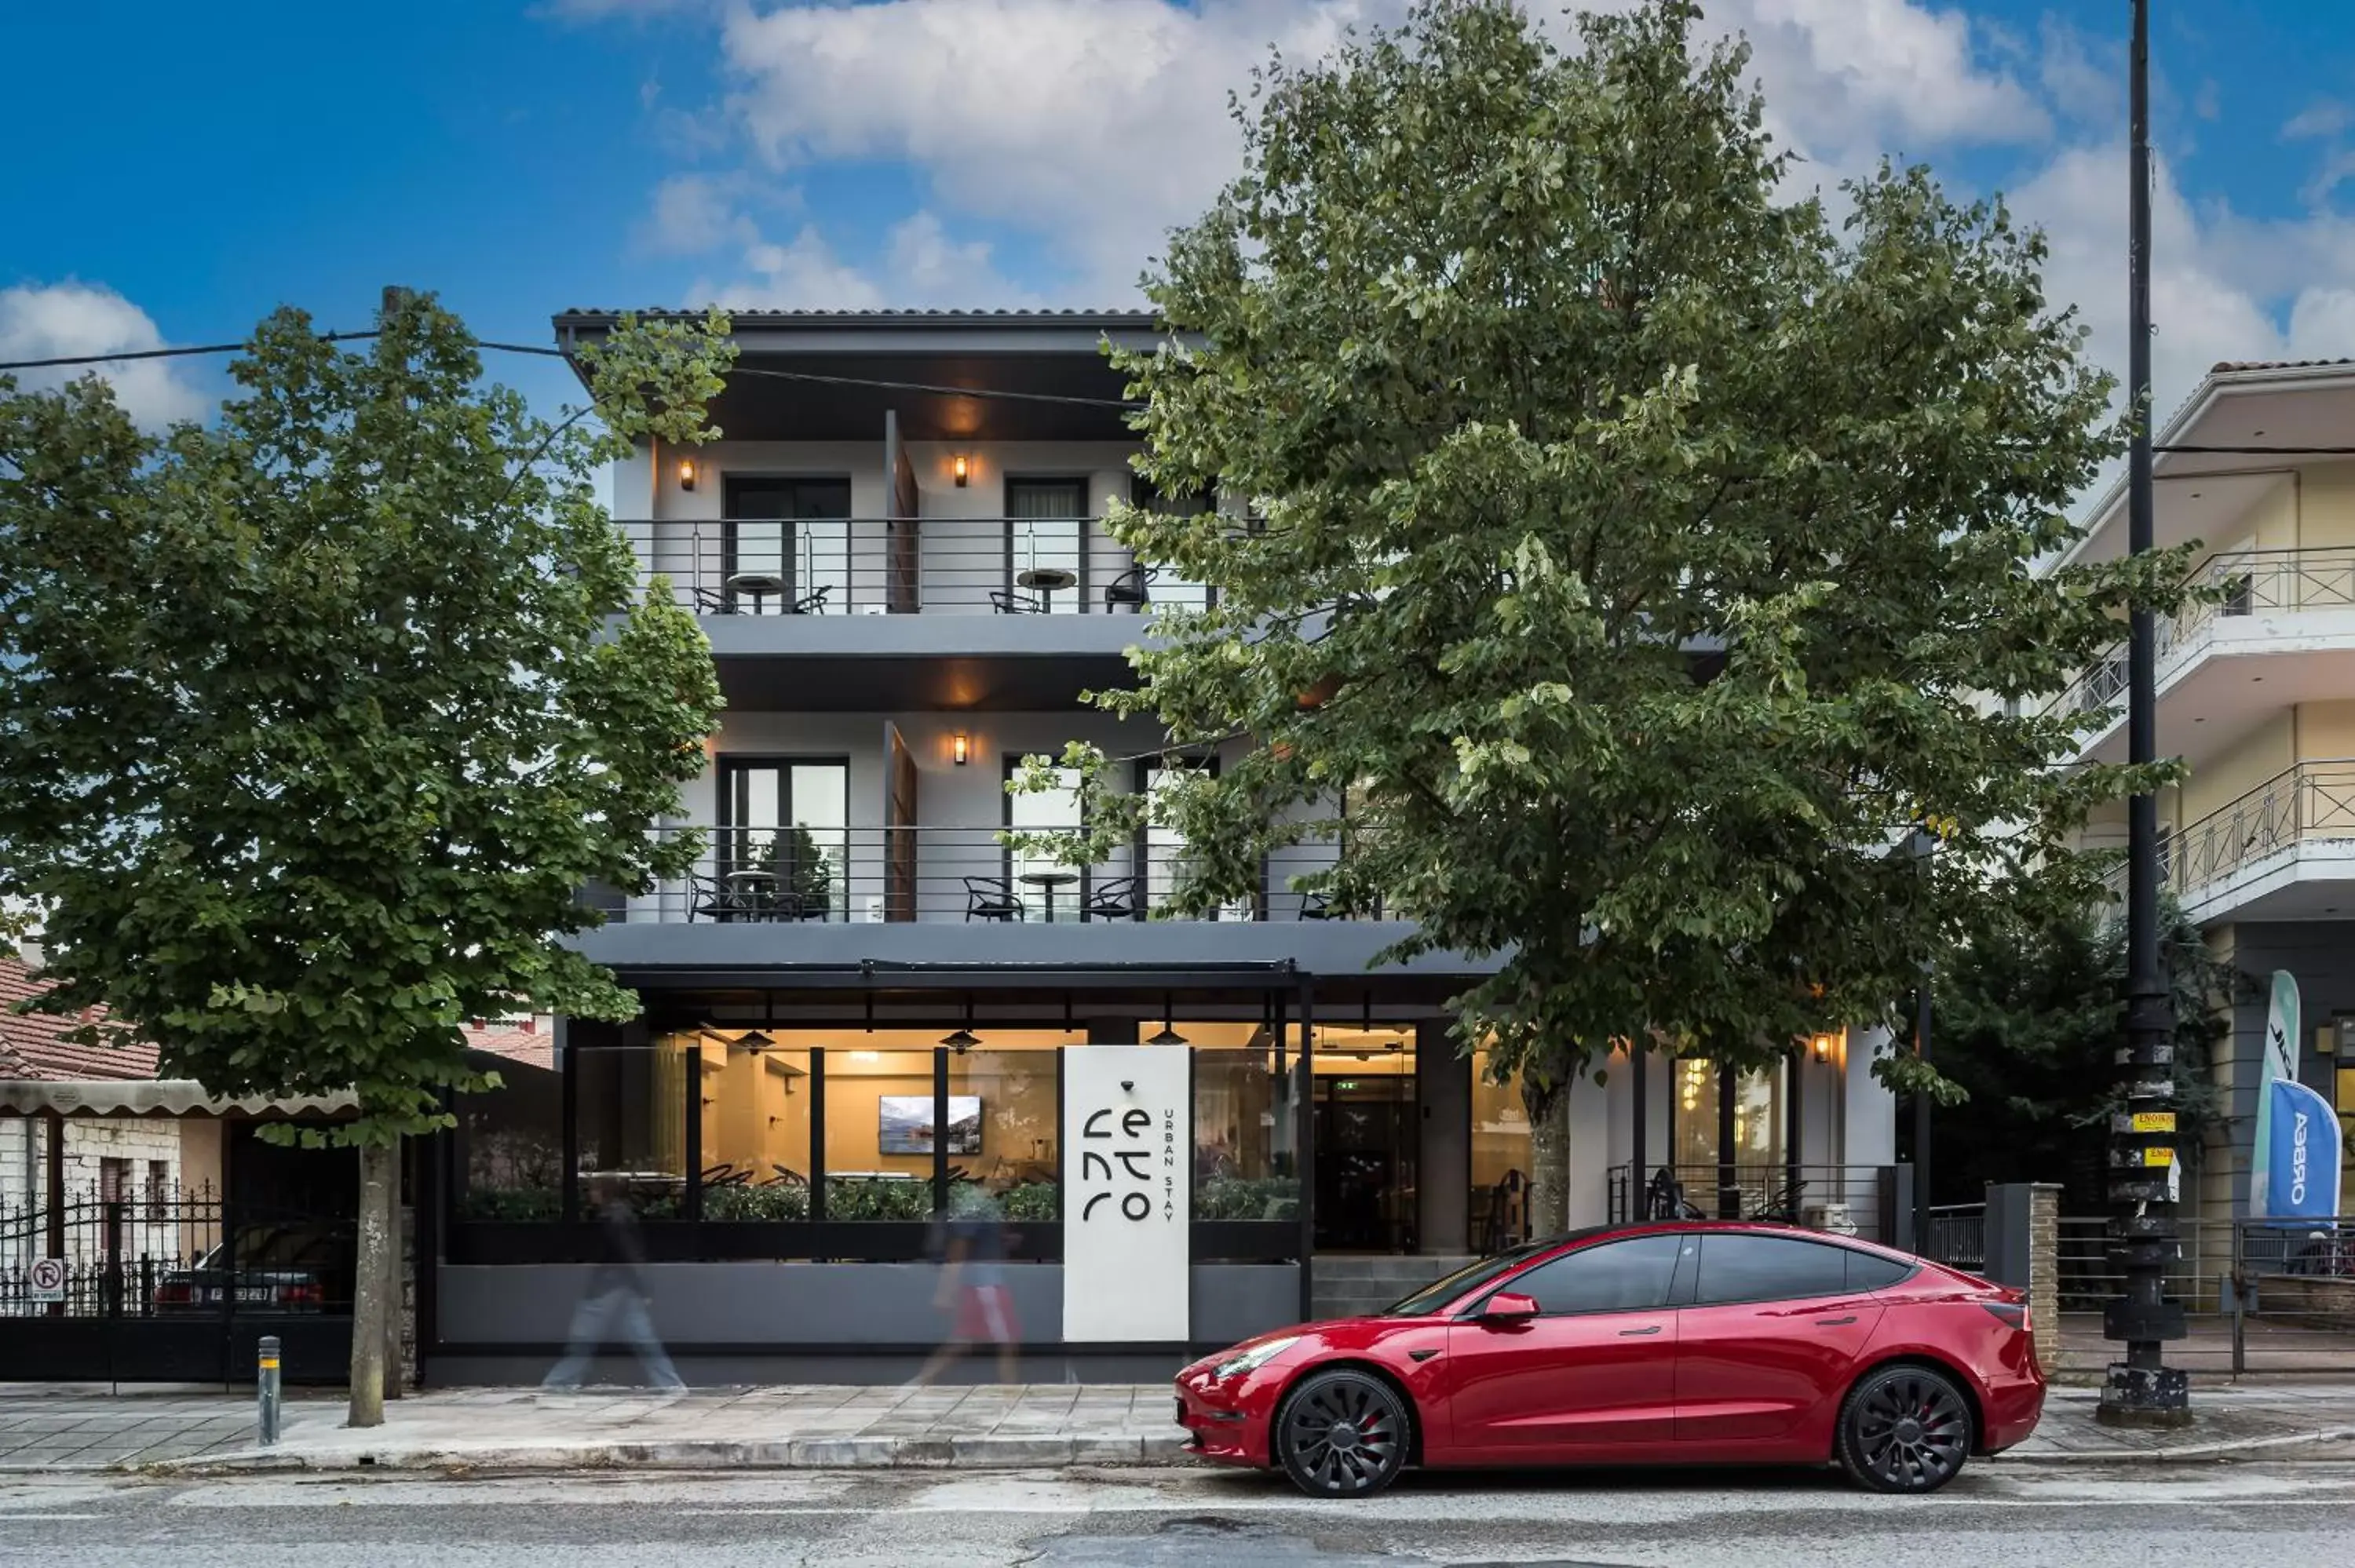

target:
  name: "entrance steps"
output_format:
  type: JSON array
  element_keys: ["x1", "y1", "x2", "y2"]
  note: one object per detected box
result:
[{"x1": 1310, "y1": 1255, "x2": 1482, "y2": 1322}]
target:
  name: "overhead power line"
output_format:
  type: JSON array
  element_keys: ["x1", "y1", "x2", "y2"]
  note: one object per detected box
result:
[{"x1": 2, "y1": 332, "x2": 1146, "y2": 411}]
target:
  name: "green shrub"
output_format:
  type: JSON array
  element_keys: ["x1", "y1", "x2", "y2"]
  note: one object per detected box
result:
[
  {"x1": 703, "y1": 1182, "x2": 812, "y2": 1223},
  {"x1": 458, "y1": 1187, "x2": 560, "y2": 1222},
  {"x1": 825, "y1": 1176, "x2": 933, "y2": 1223},
  {"x1": 1195, "y1": 1175, "x2": 1300, "y2": 1221},
  {"x1": 999, "y1": 1181, "x2": 1059, "y2": 1222}
]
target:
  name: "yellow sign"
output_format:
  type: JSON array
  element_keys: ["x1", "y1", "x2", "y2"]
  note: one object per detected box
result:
[
  {"x1": 2131, "y1": 1112, "x2": 2177, "y2": 1134},
  {"x1": 2141, "y1": 1147, "x2": 2174, "y2": 1167}
]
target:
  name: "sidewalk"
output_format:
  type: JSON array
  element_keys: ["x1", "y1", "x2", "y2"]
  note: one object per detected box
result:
[{"x1": 2, "y1": 1382, "x2": 2348, "y2": 1476}]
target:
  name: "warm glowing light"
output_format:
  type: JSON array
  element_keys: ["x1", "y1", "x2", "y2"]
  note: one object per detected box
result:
[
  {"x1": 952, "y1": 732, "x2": 969, "y2": 765},
  {"x1": 677, "y1": 458, "x2": 697, "y2": 491},
  {"x1": 952, "y1": 454, "x2": 970, "y2": 487}
]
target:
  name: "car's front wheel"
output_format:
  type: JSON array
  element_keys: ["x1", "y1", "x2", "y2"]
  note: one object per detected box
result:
[
  {"x1": 1274, "y1": 1369, "x2": 1411, "y2": 1498},
  {"x1": 1837, "y1": 1362, "x2": 1974, "y2": 1494}
]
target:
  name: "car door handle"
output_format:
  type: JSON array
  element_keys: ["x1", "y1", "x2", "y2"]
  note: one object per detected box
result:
[
  {"x1": 1814, "y1": 1315, "x2": 1857, "y2": 1326},
  {"x1": 1617, "y1": 1324, "x2": 1664, "y2": 1336}
]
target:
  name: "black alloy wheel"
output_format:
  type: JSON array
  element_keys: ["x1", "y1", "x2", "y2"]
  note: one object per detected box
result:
[
  {"x1": 1274, "y1": 1369, "x2": 1411, "y2": 1497},
  {"x1": 1837, "y1": 1363, "x2": 1974, "y2": 1494}
]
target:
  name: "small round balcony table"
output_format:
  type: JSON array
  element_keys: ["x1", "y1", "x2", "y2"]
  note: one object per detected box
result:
[
  {"x1": 725, "y1": 571, "x2": 789, "y2": 614},
  {"x1": 1018, "y1": 868, "x2": 1080, "y2": 922}
]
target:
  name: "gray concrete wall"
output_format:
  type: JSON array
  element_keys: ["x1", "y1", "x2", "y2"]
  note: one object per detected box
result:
[
  {"x1": 436, "y1": 1261, "x2": 1301, "y2": 1351},
  {"x1": 1415, "y1": 1023, "x2": 1470, "y2": 1253}
]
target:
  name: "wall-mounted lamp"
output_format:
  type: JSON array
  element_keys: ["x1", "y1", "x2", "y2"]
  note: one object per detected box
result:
[
  {"x1": 952, "y1": 732, "x2": 969, "y2": 766},
  {"x1": 1811, "y1": 1032, "x2": 1838, "y2": 1063},
  {"x1": 952, "y1": 454, "x2": 970, "y2": 488},
  {"x1": 677, "y1": 458, "x2": 697, "y2": 493}
]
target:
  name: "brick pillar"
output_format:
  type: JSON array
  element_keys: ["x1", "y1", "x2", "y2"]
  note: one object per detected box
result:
[{"x1": 2028, "y1": 1182, "x2": 2061, "y2": 1374}]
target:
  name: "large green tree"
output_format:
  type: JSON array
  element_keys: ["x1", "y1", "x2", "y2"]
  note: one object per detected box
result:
[
  {"x1": 1926, "y1": 897, "x2": 2235, "y2": 1205},
  {"x1": 0, "y1": 294, "x2": 730, "y2": 1423},
  {"x1": 1013, "y1": 0, "x2": 2193, "y2": 1232}
]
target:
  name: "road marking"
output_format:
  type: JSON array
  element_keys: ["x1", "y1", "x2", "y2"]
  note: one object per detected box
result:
[{"x1": 0, "y1": 1514, "x2": 104, "y2": 1521}]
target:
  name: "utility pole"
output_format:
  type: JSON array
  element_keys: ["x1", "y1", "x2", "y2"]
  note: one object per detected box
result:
[{"x1": 2098, "y1": 0, "x2": 2191, "y2": 1429}]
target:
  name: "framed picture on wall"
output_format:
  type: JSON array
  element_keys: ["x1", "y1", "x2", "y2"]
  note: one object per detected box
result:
[{"x1": 878, "y1": 1095, "x2": 983, "y2": 1155}]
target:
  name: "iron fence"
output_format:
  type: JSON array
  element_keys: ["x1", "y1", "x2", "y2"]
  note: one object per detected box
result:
[
  {"x1": 615, "y1": 516, "x2": 1214, "y2": 618},
  {"x1": 1922, "y1": 1202, "x2": 1987, "y2": 1274},
  {"x1": 1605, "y1": 1163, "x2": 1900, "y2": 1245},
  {"x1": 2044, "y1": 546, "x2": 2355, "y2": 720},
  {"x1": 0, "y1": 1184, "x2": 355, "y2": 1320},
  {"x1": 581, "y1": 823, "x2": 1395, "y2": 926}
]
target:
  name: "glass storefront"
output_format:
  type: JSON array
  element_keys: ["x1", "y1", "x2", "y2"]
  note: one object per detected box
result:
[
  {"x1": 696, "y1": 1034, "x2": 812, "y2": 1223},
  {"x1": 1470, "y1": 1048, "x2": 1532, "y2": 1251},
  {"x1": 1669, "y1": 1056, "x2": 1789, "y2": 1214}
]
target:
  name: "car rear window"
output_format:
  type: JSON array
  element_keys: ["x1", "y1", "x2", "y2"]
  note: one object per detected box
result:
[
  {"x1": 1693, "y1": 1234, "x2": 1850, "y2": 1304},
  {"x1": 1845, "y1": 1249, "x2": 1916, "y2": 1290}
]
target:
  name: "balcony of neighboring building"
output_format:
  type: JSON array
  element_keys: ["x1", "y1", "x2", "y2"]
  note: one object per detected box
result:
[
  {"x1": 2088, "y1": 757, "x2": 2355, "y2": 924},
  {"x1": 2047, "y1": 542, "x2": 2355, "y2": 771}
]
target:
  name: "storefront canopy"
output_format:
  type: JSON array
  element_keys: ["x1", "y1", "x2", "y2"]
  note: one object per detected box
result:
[{"x1": 0, "y1": 1079, "x2": 356, "y2": 1120}]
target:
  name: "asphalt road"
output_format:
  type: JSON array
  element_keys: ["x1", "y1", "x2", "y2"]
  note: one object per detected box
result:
[{"x1": 7, "y1": 1460, "x2": 2355, "y2": 1567}]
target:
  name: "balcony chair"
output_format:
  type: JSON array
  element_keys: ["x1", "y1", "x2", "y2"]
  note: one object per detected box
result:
[
  {"x1": 687, "y1": 872, "x2": 759, "y2": 923},
  {"x1": 1083, "y1": 875, "x2": 1141, "y2": 921},
  {"x1": 990, "y1": 588, "x2": 1048, "y2": 615},
  {"x1": 690, "y1": 584, "x2": 736, "y2": 615},
  {"x1": 963, "y1": 876, "x2": 1026, "y2": 922},
  {"x1": 787, "y1": 585, "x2": 832, "y2": 615},
  {"x1": 1104, "y1": 564, "x2": 1156, "y2": 614}
]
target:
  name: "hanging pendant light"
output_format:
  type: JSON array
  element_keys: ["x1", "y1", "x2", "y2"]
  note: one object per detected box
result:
[
  {"x1": 940, "y1": 999, "x2": 980, "y2": 1053},
  {"x1": 1146, "y1": 993, "x2": 1187, "y2": 1048}
]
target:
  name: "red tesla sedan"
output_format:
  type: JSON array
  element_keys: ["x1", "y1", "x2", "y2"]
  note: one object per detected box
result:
[{"x1": 1177, "y1": 1221, "x2": 2041, "y2": 1497}]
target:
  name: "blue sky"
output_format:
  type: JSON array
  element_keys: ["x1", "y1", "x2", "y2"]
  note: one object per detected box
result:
[{"x1": 5, "y1": 1, "x2": 2355, "y2": 425}]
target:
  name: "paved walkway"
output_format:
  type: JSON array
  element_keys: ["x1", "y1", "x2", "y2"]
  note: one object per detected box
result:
[{"x1": 2, "y1": 1382, "x2": 2348, "y2": 1475}]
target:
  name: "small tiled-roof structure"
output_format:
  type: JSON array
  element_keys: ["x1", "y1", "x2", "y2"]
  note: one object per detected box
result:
[
  {"x1": 0, "y1": 951, "x2": 160, "y2": 1082},
  {"x1": 463, "y1": 1017, "x2": 554, "y2": 1073},
  {"x1": 2210, "y1": 358, "x2": 2355, "y2": 373}
]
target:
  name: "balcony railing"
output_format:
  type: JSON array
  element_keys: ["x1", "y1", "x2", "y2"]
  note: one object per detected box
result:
[
  {"x1": 2086, "y1": 758, "x2": 2355, "y2": 908},
  {"x1": 613, "y1": 517, "x2": 1211, "y2": 618},
  {"x1": 2044, "y1": 546, "x2": 2355, "y2": 719},
  {"x1": 583, "y1": 825, "x2": 1392, "y2": 925}
]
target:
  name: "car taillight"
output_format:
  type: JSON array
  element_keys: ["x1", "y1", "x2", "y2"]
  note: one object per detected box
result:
[
  {"x1": 1981, "y1": 1300, "x2": 2028, "y2": 1330},
  {"x1": 155, "y1": 1282, "x2": 192, "y2": 1305},
  {"x1": 278, "y1": 1282, "x2": 321, "y2": 1306}
]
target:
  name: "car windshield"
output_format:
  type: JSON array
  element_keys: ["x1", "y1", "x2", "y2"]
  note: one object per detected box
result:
[{"x1": 1382, "y1": 1232, "x2": 1610, "y2": 1317}]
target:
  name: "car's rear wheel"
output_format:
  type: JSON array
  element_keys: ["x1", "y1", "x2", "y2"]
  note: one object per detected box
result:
[
  {"x1": 1837, "y1": 1363, "x2": 1974, "y2": 1494},
  {"x1": 1274, "y1": 1369, "x2": 1410, "y2": 1498}
]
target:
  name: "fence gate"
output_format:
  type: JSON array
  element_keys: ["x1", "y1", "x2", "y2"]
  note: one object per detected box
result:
[{"x1": 0, "y1": 1187, "x2": 355, "y2": 1384}]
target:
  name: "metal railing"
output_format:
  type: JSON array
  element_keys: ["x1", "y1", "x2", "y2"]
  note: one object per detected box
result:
[
  {"x1": 0, "y1": 1183, "x2": 354, "y2": 1319},
  {"x1": 2056, "y1": 1213, "x2": 2239, "y2": 1314},
  {"x1": 583, "y1": 823, "x2": 1393, "y2": 925},
  {"x1": 2085, "y1": 759, "x2": 2355, "y2": 909},
  {"x1": 614, "y1": 517, "x2": 1213, "y2": 618},
  {"x1": 1605, "y1": 1163, "x2": 1900, "y2": 1245},
  {"x1": 1922, "y1": 1202, "x2": 1987, "y2": 1274},
  {"x1": 2045, "y1": 545, "x2": 2355, "y2": 719}
]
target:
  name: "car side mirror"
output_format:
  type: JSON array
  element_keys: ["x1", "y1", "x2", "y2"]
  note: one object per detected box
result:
[{"x1": 1481, "y1": 1290, "x2": 1540, "y2": 1323}]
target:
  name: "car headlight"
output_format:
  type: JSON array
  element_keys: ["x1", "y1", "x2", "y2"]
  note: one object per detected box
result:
[{"x1": 1211, "y1": 1336, "x2": 1302, "y2": 1380}]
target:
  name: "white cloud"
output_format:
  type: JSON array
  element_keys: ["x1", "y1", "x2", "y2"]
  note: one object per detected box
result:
[
  {"x1": 0, "y1": 281, "x2": 206, "y2": 429},
  {"x1": 2283, "y1": 98, "x2": 2352, "y2": 141},
  {"x1": 679, "y1": 208, "x2": 1039, "y2": 310},
  {"x1": 637, "y1": 172, "x2": 756, "y2": 255}
]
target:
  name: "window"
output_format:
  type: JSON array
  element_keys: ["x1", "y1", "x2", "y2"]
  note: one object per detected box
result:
[
  {"x1": 822, "y1": 1047, "x2": 937, "y2": 1223},
  {"x1": 716, "y1": 757, "x2": 850, "y2": 922},
  {"x1": 1693, "y1": 1234, "x2": 1851, "y2": 1305},
  {"x1": 946, "y1": 1039, "x2": 1060, "y2": 1224},
  {"x1": 1007, "y1": 477, "x2": 1086, "y2": 614},
  {"x1": 1138, "y1": 757, "x2": 1247, "y2": 918},
  {"x1": 574, "y1": 1042, "x2": 689, "y2": 1220},
  {"x1": 146, "y1": 1160, "x2": 169, "y2": 1220},
  {"x1": 1384, "y1": 1238, "x2": 1558, "y2": 1317},
  {"x1": 1844, "y1": 1250, "x2": 1916, "y2": 1291},
  {"x1": 694, "y1": 1033, "x2": 812, "y2": 1223},
  {"x1": 1005, "y1": 757, "x2": 1085, "y2": 922},
  {"x1": 1195, "y1": 1041, "x2": 1299, "y2": 1220},
  {"x1": 1470, "y1": 1048, "x2": 1530, "y2": 1250},
  {"x1": 721, "y1": 476, "x2": 852, "y2": 615},
  {"x1": 99, "y1": 1157, "x2": 130, "y2": 1205},
  {"x1": 1502, "y1": 1234, "x2": 1689, "y2": 1316}
]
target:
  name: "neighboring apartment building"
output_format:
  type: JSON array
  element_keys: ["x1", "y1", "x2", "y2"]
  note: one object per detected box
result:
[
  {"x1": 417, "y1": 308, "x2": 1900, "y2": 1381},
  {"x1": 2062, "y1": 359, "x2": 2355, "y2": 1216}
]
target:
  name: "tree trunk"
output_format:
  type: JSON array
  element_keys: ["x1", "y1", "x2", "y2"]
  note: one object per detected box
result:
[
  {"x1": 1523, "y1": 1078, "x2": 1571, "y2": 1238},
  {"x1": 347, "y1": 1140, "x2": 394, "y2": 1428}
]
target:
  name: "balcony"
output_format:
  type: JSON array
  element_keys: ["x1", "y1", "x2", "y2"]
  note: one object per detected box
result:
[
  {"x1": 617, "y1": 516, "x2": 1206, "y2": 709},
  {"x1": 2091, "y1": 760, "x2": 2355, "y2": 922},
  {"x1": 570, "y1": 826, "x2": 1457, "y2": 978},
  {"x1": 2047, "y1": 547, "x2": 2355, "y2": 765}
]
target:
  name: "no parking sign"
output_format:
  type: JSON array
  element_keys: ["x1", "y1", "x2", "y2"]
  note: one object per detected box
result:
[{"x1": 24, "y1": 1257, "x2": 64, "y2": 1304}]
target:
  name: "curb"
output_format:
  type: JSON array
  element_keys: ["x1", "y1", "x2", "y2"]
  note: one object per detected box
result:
[
  {"x1": 1990, "y1": 1427, "x2": 2355, "y2": 1466},
  {"x1": 130, "y1": 1431, "x2": 1194, "y2": 1477}
]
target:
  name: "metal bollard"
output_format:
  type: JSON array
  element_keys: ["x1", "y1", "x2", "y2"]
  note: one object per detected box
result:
[{"x1": 257, "y1": 1336, "x2": 282, "y2": 1446}]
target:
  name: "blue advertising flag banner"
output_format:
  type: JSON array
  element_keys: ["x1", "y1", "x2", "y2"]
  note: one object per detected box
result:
[
  {"x1": 2251, "y1": 971, "x2": 2302, "y2": 1216},
  {"x1": 2266, "y1": 1078, "x2": 2342, "y2": 1221}
]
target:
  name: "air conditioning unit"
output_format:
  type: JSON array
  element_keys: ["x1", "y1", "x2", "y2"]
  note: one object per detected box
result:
[{"x1": 1804, "y1": 1203, "x2": 1859, "y2": 1237}]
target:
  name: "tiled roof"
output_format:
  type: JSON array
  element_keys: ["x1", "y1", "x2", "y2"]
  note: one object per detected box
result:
[
  {"x1": 2210, "y1": 358, "x2": 2355, "y2": 373},
  {"x1": 464, "y1": 1018, "x2": 554, "y2": 1073},
  {"x1": 0, "y1": 953, "x2": 161, "y2": 1082},
  {"x1": 558, "y1": 306, "x2": 1153, "y2": 319}
]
